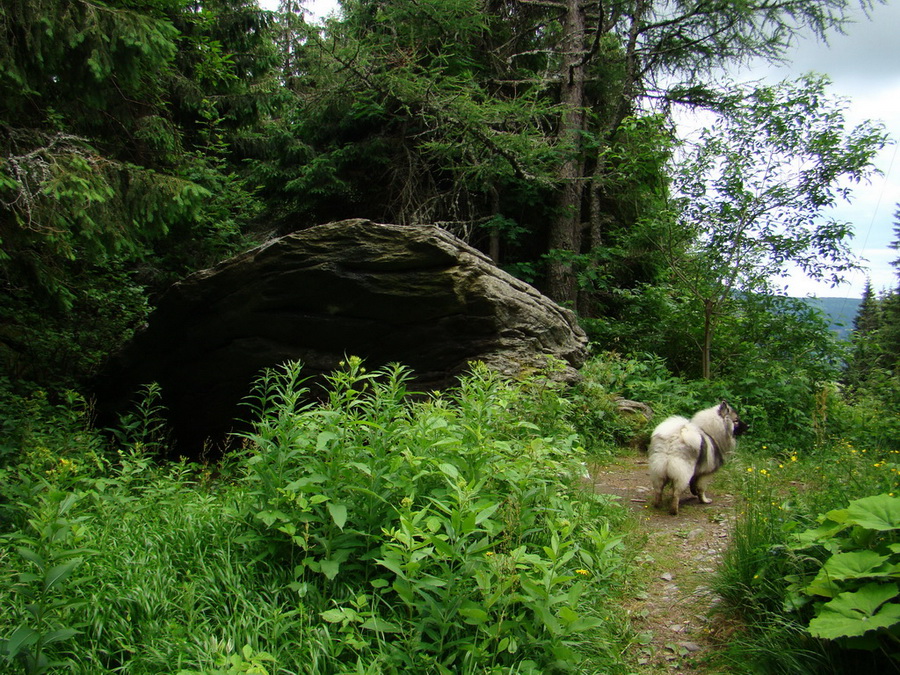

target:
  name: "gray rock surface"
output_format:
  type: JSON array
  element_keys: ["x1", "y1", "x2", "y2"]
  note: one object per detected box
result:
[{"x1": 97, "y1": 219, "x2": 587, "y2": 453}]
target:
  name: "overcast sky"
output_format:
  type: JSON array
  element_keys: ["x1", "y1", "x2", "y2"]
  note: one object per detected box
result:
[
  {"x1": 266, "y1": 0, "x2": 898, "y2": 299},
  {"x1": 738, "y1": 0, "x2": 900, "y2": 298}
]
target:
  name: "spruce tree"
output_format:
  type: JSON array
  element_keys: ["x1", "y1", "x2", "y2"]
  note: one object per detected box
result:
[
  {"x1": 854, "y1": 280, "x2": 882, "y2": 336},
  {"x1": 876, "y1": 206, "x2": 900, "y2": 372},
  {"x1": 0, "y1": 0, "x2": 279, "y2": 385}
]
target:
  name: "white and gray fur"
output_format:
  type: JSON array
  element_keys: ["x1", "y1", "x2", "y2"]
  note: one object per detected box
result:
[{"x1": 648, "y1": 401, "x2": 747, "y2": 515}]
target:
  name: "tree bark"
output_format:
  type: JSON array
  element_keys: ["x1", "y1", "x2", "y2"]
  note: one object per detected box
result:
[
  {"x1": 489, "y1": 186, "x2": 501, "y2": 263},
  {"x1": 701, "y1": 298, "x2": 714, "y2": 380},
  {"x1": 546, "y1": 0, "x2": 587, "y2": 306}
]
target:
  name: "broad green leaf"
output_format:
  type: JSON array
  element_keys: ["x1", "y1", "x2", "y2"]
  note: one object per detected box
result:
[
  {"x1": 844, "y1": 494, "x2": 900, "y2": 531},
  {"x1": 327, "y1": 503, "x2": 348, "y2": 530},
  {"x1": 794, "y1": 519, "x2": 848, "y2": 549},
  {"x1": 821, "y1": 551, "x2": 891, "y2": 582},
  {"x1": 320, "y1": 559, "x2": 341, "y2": 580},
  {"x1": 805, "y1": 570, "x2": 841, "y2": 599},
  {"x1": 558, "y1": 606, "x2": 580, "y2": 624},
  {"x1": 16, "y1": 548, "x2": 45, "y2": 570},
  {"x1": 808, "y1": 589, "x2": 900, "y2": 640},
  {"x1": 316, "y1": 431, "x2": 338, "y2": 451},
  {"x1": 256, "y1": 510, "x2": 289, "y2": 527},
  {"x1": 535, "y1": 605, "x2": 562, "y2": 636},
  {"x1": 427, "y1": 535, "x2": 456, "y2": 558},
  {"x1": 392, "y1": 578, "x2": 414, "y2": 604},
  {"x1": 474, "y1": 502, "x2": 500, "y2": 525},
  {"x1": 569, "y1": 616, "x2": 604, "y2": 632},
  {"x1": 44, "y1": 558, "x2": 82, "y2": 592},
  {"x1": 360, "y1": 617, "x2": 401, "y2": 633},
  {"x1": 277, "y1": 523, "x2": 296, "y2": 537},
  {"x1": 376, "y1": 556, "x2": 406, "y2": 579},
  {"x1": 319, "y1": 609, "x2": 342, "y2": 623},
  {"x1": 825, "y1": 583, "x2": 900, "y2": 618},
  {"x1": 3, "y1": 625, "x2": 40, "y2": 658},
  {"x1": 438, "y1": 463, "x2": 459, "y2": 479},
  {"x1": 415, "y1": 573, "x2": 446, "y2": 589},
  {"x1": 320, "y1": 608, "x2": 354, "y2": 623},
  {"x1": 349, "y1": 462, "x2": 373, "y2": 477},
  {"x1": 459, "y1": 603, "x2": 490, "y2": 625},
  {"x1": 460, "y1": 511, "x2": 477, "y2": 534},
  {"x1": 58, "y1": 491, "x2": 78, "y2": 516},
  {"x1": 284, "y1": 475, "x2": 327, "y2": 491},
  {"x1": 823, "y1": 508, "x2": 850, "y2": 525},
  {"x1": 41, "y1": 628, "x2": 79, "y2": 645}
]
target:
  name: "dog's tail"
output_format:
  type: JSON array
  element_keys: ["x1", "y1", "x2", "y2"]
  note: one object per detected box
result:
[{"x1": 648, "y1": 418, "x2": 700, "y2": 492}]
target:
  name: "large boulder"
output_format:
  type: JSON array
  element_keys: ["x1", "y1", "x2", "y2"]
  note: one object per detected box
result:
[{"x1": 97, "y1": 219, "x2": 588, "y2": 453}]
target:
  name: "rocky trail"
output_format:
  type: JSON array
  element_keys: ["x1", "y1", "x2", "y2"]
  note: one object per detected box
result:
[{"x1": 588, "y1": 452, "x2": 740, "y2": 674}]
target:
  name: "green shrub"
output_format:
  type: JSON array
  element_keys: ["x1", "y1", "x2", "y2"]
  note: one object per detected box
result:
[
  {"x1": 236, "y1": 358, "x2": 630, "y2": 673},
  {"x1": 0, "y1": 359, "x2": 633, "y2": 675},
  {"x1": 787, "y1": 494, "x2": 900, "y2": 657},
  {"x1": 713, "y1": 446, "x2": 900, "y2": 674},
  {"x1": 825, "y1": 387, "x2": 900, "y2": 457},
  {"x1": 0, "y1": 380, "x2": 112, "y2": 534}
]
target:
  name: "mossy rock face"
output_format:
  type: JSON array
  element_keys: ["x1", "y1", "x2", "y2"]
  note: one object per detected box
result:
[{"x1": 97, "y1": 220, "x2": 587, "y2": 455}]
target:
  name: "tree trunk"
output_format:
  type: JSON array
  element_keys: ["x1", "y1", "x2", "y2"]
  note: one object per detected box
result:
[
  {"x1": 546, "y1": 0, "x2": 587, "y2": 306},
  {"x1": 701, "y1": 299, "x2": 714, "y2": 379},
  {"x1": 489, "y1": 186, "x2": 501, "y2": 263}
]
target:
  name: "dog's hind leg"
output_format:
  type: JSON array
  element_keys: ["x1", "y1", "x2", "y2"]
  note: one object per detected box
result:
[
  {"x1": 693, "y1": 474, "x2": 714, "y2": 504},
  {"x1": 669, "y1": 474, "x2": 690, "y2": 515},
  {"x1": 651, "y1": 475, "x2": 667, "y2": 509}
]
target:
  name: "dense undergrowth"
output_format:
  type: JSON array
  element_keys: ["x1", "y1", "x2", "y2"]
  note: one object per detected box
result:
[
  {"x1": 712, "y1": 435, "x2": 900, "y2": 673},
  {"x1": 1, "y1": 352, "x2": 898, "y2": 674},
  {"x1": 0, "y1": 359, "x2": 632, "y2": 674}
]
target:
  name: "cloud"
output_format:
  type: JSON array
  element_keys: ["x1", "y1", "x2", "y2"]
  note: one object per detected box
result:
[
  {"x1": 783, "y1": 2, "x2": 900, "y2": 89},
  {"x1": 730, "y1": 3, "x2": 900, "y2": 298}
]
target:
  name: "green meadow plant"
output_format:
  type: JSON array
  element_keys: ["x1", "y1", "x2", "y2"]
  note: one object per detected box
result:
[
  {"x1": 108, "y1": 382, "x2": 171, "y2": 455},
  {"x1": 0, "y1": 357, "x2": 633, "y2": 674},
  {"x1": 236, "y1": 358, "x2": 630, "y2": 673},
  {"x1": 786, "y1": 494, "x2": 900, "y2": 658},
  {"x1": 0, "y1": 492, "x2": 92, "y2": 674},
  {"x1": 713, "y1": 441, "x2": 900, "y2": 673}
]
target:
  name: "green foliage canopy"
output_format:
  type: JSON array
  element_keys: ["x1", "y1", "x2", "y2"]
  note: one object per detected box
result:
[
  {"x1": 0, "y1": 0, "x2": 279, "y2": 384},
  {"x1": 659, "y1": 75, "x2": 887, "y2": 377}
]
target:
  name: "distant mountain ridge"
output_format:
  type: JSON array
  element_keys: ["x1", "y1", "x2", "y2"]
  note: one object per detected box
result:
[{"x1": 799, "y1": 297, "x2": 860, "y2": 341}]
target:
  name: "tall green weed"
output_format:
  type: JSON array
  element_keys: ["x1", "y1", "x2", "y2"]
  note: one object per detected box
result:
[
  {"x1": 1, "y1": 359, "x2": 632, "y2": 674},
  {"x1": 236, "y1": 358, "x2": 629, "y2": 673}
]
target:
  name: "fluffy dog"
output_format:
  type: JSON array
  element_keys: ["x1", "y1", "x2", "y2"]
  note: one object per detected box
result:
[{"x1": 648, "y1": 401, "x2": 747, "y2": 515}]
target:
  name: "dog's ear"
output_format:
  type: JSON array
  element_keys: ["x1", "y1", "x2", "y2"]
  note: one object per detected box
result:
[{"x1": 718, "y1": 400, "x2": 731, "y2": 416}]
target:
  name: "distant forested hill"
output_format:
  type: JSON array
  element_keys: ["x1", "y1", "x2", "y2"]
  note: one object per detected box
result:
[{"x1": 801, "y1": 297, "x2": 861, "y2": 341}]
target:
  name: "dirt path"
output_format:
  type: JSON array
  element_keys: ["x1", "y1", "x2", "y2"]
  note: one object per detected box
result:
[{"x1": 588, "y1": 452, "x2": 738, "y2": 674}]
